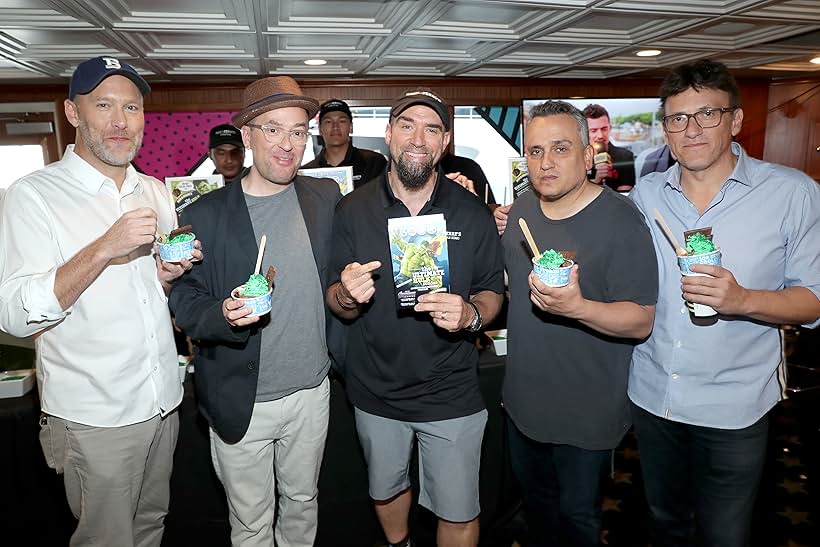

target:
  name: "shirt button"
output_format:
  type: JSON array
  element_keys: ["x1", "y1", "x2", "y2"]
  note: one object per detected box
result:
[
  {"x1": 674, "y1": 340, "x2": 682, "y2": 348},
  {"x1": 150, "y1": 333, "x2": 155, "y2": 339},
  {"x1": 143, "y1": 299, "x2": 148, "y2": 304},
  {"x1": 247, "y1": 362, "x2": 256, "y2": 370},
  {"x1": 672, "y1": 373, "x2": 680, "y2": 380},
  {"x1": 153, "y1": 366, "x2": 158, "y2": 372},
  {"x1": 681, "y1": 307, "x2": 687, "y2": 314}
]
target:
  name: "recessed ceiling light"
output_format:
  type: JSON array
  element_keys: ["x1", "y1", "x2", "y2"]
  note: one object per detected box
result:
[
  {"x1": 304, "y1": 59, "x2": 327, "y2": 66},
  {"x1": 636, "y1": 49, "x2": 662, "y2": 57},
  {"x1": 811, "y1": 56, "x2": 820, "y2": 65}
]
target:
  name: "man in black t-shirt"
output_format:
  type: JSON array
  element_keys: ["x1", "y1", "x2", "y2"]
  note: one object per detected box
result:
[
  {"x1": 301, "y1": 98, "x2": 387, "y2": 189},
  {"x1": 327, "y1": 88, "x2": 504, "y2": 547},
  {"x1": 500, "y1": 101, "x2": 658, "y2": 547}
]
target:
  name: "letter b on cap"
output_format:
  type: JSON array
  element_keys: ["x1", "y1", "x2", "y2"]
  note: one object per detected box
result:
[{"x1": 103, "y1": 57, "x2": 121, "y2": 70}]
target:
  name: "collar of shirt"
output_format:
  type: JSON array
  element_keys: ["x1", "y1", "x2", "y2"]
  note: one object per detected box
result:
[
  {"x1": 316, "y1": 142, "x2": 356, "y2": 167},
  {"x1": 378, "y1": 167, "x2": 449, "y2": 216},
  {"x1": 662, "y1": 142, "x2": 755, "y2": 193},
  {"x1": 62, "y1": 144, "x2": 142, "y2": 197}
]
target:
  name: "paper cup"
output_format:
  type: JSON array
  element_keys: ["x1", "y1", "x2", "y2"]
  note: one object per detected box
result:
[
  {"x1": 677, "y1": 250, "x2": 721, "y2": 317},
  {"x1": 231, "y1": 284, "x2": 272, "y2": 317},
  {"x1": 532, "y1": 258, "x2": 574, "y2": 288},
  {"x1": 157, "y1": 233, "x2": 196, "y2": 262}
]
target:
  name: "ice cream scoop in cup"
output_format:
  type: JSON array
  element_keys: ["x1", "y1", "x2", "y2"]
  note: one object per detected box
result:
[
  {"x1": 157, "y1": 231, "x2": 196, "y2": 262},
  {"x1": 532, "y1": 249, "x2": 574, "y2": 288},
  {"x1": 677, "y1": 232, "x2": 722, "y2": 317},
  {"x1": 231, "y1": 274, "x2": 272, "y2": 317}
]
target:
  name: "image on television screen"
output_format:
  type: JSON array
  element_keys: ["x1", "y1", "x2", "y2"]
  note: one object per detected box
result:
[{"x1": 522, "y1": 98, "x2": 672, "y2": 187}]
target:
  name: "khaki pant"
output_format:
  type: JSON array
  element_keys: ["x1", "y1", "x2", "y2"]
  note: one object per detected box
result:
[
  {"x1": 210, "y1": 376, "x2": 330, "y2": 547},
  {"x1": 39, "y1": 412, "x2": 179, "y2": 547}
]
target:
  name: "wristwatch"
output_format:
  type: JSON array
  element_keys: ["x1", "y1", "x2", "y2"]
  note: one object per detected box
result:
[{"x1": 466, "y1": 300, "x2": 482, "y2": 332}]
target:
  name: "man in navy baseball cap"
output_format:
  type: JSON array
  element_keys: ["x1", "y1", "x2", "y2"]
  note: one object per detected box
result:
[{"x1": 69, "y1": 56, "x2": 150, "y2": 99}]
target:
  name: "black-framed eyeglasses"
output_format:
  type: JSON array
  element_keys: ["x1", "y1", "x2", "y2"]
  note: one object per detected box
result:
[
  {"x1": 662, "y1": 107, "x2": 737, "y2": 133},
  {"x1": 246, "y1": 123, "x2": 309, "y2": 145}
]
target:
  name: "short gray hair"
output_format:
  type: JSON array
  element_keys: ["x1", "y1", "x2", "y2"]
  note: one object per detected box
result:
[{"x1": 527, "y1": 101, "x2": 590, "y2": 147}]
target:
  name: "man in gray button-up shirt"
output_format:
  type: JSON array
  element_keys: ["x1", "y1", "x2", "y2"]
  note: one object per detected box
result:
[{"x1": 628, "y1": 59, "x2": 820, "y2": 547}]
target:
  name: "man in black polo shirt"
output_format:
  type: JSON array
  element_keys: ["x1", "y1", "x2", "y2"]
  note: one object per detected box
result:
[
  {"x1": 327, "y1": 89, "x2": 504, "y2": 547},
  {"x1": 301, "y1": 98, "x2": 387, "y2": 188}
]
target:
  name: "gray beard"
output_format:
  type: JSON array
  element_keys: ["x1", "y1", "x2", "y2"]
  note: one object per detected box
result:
[{"x1": 395, "y1": 153, "x2": 434, "y2": 190}]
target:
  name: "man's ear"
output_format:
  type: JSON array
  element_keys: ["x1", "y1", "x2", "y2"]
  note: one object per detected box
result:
[
  {"x1": 64, "y1": 99, "x2": 80, "y2": 129},
  {"x1": 241, "y1": 126, "x2": 252, "y2": 148},
  {"x1": 730, "y1": 108, "x2": 744, "y2": 138}
]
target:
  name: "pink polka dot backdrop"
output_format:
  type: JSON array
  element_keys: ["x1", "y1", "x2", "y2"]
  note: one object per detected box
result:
[{"x1": 134, "y1": 111, "x2": 237, "y2": 179}]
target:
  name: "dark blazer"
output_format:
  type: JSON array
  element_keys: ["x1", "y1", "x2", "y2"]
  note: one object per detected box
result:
[{"x1": 169, "y1": 176, "x2": 342, "y2": 444}]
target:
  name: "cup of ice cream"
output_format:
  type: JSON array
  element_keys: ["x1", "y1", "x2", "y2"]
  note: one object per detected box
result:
[
  {"x1": 157, "y1": 231, "x2": 196, "y2": 262},
  {"x1": 231, "y1": 273, "x2": 272, "y2": 317},
  {"x1": 532, "y1": 249, "x2": 574, "y2": 288},
  {"x1": 677, "y1": 231, "x2": 722, "y2": 317}
]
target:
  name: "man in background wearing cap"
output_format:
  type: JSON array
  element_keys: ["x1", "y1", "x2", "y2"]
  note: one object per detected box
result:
[
  {"x1": 208, "y1": 123, "x2": 248, "y2": 184},
  {"x1": 327, "y1": 88, "x2": 504, "y2": 547},
  {"x1": 301, "y1": 98, "x2": 387, "y2": 189},
  {"x1": 0, "y1": 56, "x2": 201, "y2": 546},
  {"x1": 170, "y1": 76, "x2": 342, "y2": 547}
]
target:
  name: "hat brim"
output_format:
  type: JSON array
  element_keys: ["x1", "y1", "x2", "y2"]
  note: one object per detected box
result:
[
  {"x1": 391, "y1": 97, "x2": 449, "y2": 130},
  {"x1": 71, "y1": 70, "x2": 151, "y2": 99},
  {"x1": 233, "y1": 96, "x2": 320, "y2": 127}
]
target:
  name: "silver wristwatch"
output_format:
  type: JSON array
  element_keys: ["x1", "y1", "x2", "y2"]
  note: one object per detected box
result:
[{"x1": 466, "y1": 301, "x2": 482, "y2": 332}]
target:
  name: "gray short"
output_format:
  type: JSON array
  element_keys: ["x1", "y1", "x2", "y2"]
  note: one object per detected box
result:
[{"x1": 354, "y1": 407, "x2": 488, "y2": 522}]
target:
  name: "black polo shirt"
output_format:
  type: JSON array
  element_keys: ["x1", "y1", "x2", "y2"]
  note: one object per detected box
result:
[
  {"x1": 330, "y1": 169, "x2": 504, "y2": 421},
  {"x1": 302, "y1": 144, "x2": 387, "y2": 189}
]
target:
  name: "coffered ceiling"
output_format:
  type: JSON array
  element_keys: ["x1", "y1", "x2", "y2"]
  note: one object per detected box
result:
[{"x1": 0, "y1": 0, "x2": 818, "y2": 84}]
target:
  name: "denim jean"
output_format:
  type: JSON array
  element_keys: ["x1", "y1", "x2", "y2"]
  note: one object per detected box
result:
[
  {"x1": 630, "y1": 402, "x2": 768, "y2": 547},
  {"x1": 507, "y1": 416, "x2": 610, "y2": 547}
]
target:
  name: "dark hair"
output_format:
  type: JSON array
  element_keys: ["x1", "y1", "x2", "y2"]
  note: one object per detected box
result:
[
  {"x1": 581, "y1": 103, "x2": 609, "y2": 121},
  {"x1": 528, "y1": 100, "x2": 589, "y2": 147},
  {"x1": 659, "y1": 59, "x2": 741, "y2": 111}
]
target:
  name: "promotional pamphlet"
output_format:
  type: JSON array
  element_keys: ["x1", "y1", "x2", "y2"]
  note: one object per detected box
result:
[
  {"x1": 165, "y1": 174, "x2": 224, "y2": 214},
  {"x1": 298, "y1": 166, "x2": 354, "y2": 196},
  {"x1": 387, "y1": 213, "x2": 450, "y2": 309}
]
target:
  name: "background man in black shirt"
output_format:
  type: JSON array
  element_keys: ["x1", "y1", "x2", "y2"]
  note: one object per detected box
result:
[
  {"x1": 301, "y1": 98, "x2": 387, "y2": 188},
  {"x1": 208, "y1": 123, "x2": 248, "y2": 184}
]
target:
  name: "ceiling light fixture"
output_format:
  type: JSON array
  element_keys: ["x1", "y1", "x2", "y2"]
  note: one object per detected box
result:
[
  {"x1": 304, "y1": 59, "x2": 327, "y2": 66},
  {"x1": 810, "y1": 56, "x2": 820, "y2": 65},
  {"x1": 636, "y1": 49, "x2": 662, "y2": 57}
]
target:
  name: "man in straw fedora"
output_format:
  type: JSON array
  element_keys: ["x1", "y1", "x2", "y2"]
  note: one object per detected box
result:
[{"x1": 170, "y1": 76, "x2": 343, "y2": 547}]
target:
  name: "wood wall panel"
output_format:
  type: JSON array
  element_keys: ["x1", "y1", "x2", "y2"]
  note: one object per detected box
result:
[
  {"x1": 0, "y1": 76, "x2": 770, "y2": 161},
  {"x1": 763, "y1": 78, "x2": 820, "y2": 178}
]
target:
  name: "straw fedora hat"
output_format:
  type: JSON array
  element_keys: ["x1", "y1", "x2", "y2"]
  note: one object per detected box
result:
[{"x1": 232, "y1": 76, "x2": 319, "y2": 127}]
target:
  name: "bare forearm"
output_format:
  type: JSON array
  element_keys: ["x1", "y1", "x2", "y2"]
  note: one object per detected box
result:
[
  {"x1": 576, "y1": 300, "x2": 655, "y2": 339},
  {"x1": 327, "y1": 282, "x2": 362, "y2": 320},
  {"x1": 470, "y1": 290, "x2": 503, "y2": 327},
  {"x1": 54, "y1": 239, "x2": 110, "y2": 310},
  {"x1": 740, "y1": 287, "x2": 820, "y2": 325}
]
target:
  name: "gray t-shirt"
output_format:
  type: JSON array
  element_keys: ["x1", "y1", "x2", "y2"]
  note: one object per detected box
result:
[
  {"x1": 502, "y1": 189, "x2": 658, "y2": 450},
  {"x1": 245, "y1": 184, "x2": 330, "y2": 401}
]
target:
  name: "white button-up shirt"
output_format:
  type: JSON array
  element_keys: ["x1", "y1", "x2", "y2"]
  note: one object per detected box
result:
[{"x1": 0, "y1": 145, "x2": 183, "y2": 427}]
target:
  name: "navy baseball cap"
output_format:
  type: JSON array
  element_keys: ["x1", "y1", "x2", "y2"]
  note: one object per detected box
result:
[{"x1": 69, "y1": 56, "x2": 151, "y2": 100}]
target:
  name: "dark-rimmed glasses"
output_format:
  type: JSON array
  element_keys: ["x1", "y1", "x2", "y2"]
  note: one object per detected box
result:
[
  {"x1": 662, "y1": 107, "x2": 737, "y2": 133},
  {"x1": 246, "y1": 123, "x2": 309, "y2": 145}
]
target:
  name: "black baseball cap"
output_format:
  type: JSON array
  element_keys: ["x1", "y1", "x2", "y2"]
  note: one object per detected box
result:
[
  {"x1": 390, "y1": 88, "x2": 450, "y2": 130},
  {"x1": 319, "y1": 99, "x2": 353, "y2": 122},
  {"x1": 69, "y1": 56, "x2": 150, "y2": 100},
  {"x1": 209, "y1": 124, "x2": 243, "y2": 149}
]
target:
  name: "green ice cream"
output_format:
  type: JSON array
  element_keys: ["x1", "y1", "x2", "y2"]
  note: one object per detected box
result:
[
  {"x1": 536, "y1": 249, "x2": 568, "y2": 269},
  {"x1": 685, "y1": 233, "x2": 716, "y2": 255},
  {"x1": 166, "y1": 232, "x2": 195, "y2": 245},
  {"x1": 242, "y1": 274, "x2": 269, "y2": 297}
]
